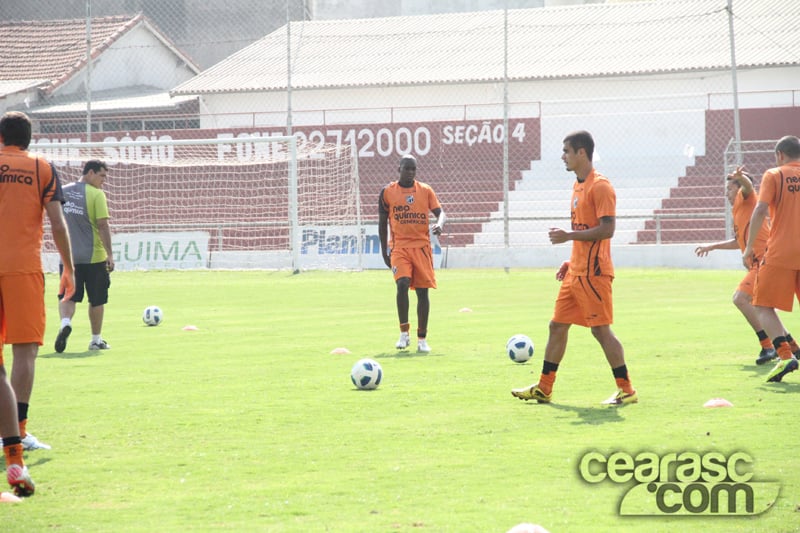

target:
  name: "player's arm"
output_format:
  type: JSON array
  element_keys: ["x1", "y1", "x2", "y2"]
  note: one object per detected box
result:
[
  {"x1": 728, "y1": 166, "x2": 755, "y2": 198},
  {"x1": 431, "y1": 207, "x2": 445, "y2": 236},
  {"x1": 97, "y1": 217, "x2": 115, "y2": 272},
  {"x1": 378, "y1": 189, "x2": 391, "y2": 268},
  {"x1": 743, "y1": 201, "x2": 769, "y2": 268},
  {"x1": 550, "y1": 216, "x2": 615, "y2": 244},
  {"x1": 45, "y1": 200, "x2": 75, "y2": 301},
  {"x1": 695, "y1": 239, "x2": 738, "y2": 257}
]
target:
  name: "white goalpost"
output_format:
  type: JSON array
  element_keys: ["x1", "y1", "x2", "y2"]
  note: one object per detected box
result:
[{"x1": 32, "y1": 135, "x2": 362, "y2": 271}]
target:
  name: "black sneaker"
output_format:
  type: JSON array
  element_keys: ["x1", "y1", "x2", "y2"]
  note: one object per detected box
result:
[
  {"x1": 54, "y1": 325, "x2": 72, "y2": 353},
  {"x1": 755, "y1": 348, "x2": 777, "y2": 365}
]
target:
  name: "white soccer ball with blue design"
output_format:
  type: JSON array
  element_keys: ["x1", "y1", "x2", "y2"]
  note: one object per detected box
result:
[
  {"x1": 142, "y1": 305, "x2": 163, "y2": 326},
  {"x1": 350, "y1": 358, "x2": 383, "y2": 390},
  {"x1": 506, "y1": 334, "x2": 534, "y2": 363}
]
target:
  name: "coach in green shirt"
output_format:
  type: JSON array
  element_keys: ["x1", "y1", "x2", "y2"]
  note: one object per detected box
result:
[{"x1": 54, "y1": 160, "x2": 115, "y2": 354}]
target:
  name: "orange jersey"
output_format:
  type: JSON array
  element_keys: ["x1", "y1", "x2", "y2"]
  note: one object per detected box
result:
[
  {"x1": 732, "y1": 189, "x2": 768, "y2": 259},
  {"x1": 0, "y1": 146, "x2": 63, "y2": 273},
  {"x1": 567, "y1": 169, "x2": 615, "y2": 277},
  {"x1": 379, "y1": 180, "x2": 441, "y2": 249},
  {"x1": 759, "y1": 161, "x2": 800, "y2": 269}
]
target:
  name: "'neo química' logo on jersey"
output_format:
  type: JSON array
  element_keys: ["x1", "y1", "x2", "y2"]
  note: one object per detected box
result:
[{"x1": 578, "y1": 450, "x2": 780, "y2": 516}]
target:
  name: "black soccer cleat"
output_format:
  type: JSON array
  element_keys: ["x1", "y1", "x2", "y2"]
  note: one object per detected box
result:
[
  {"x1": 54, "y1": 325, "x2": 72, "y2": 353},
  {"x1": 755, "y1": 348, "x2": 777, "y2": 366}
]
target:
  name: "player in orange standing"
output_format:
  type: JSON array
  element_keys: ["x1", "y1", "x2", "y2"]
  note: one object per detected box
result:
[
  {"x1": 379, "y1": 155, "x2": 445, "y2": 353},
  {"x1": 0, "y1": 111, "x2": 75, "y2": 496},
  {"x1": 743, "y1": 135, "x2": 800, "y2": 383},
  {"x1": 695, "y1": 167, "x2": 800, "y2": 365},
  {"x1": 512, "y1": 130, "x2": 637, "y2": 405}
]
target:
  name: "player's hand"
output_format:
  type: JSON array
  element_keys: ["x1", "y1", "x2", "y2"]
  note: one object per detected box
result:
[
  {"x1": 431, "y1": 224, "x2": 443, "y2": 236},
  {"x1": 548, "y1": 227, "x2": 569, "y2": 245},
  {"x1": 106, "y1": 257, "x2": 115, "y2": 272},
  {"x1": 695, "y1": 245, "x2": 712, "y2": 257},
  {"x1": 742, "y1": 248, "x2": 754, "y2": 269},
  {"x1": 556, "y1": 261, "x2": 569, "y2": 281},
  {"x1": 59, "y1": 268, "x2": 76, "y2": 302},
  {"x1": 382, "y1": 250, "x2": 392, "y2": 269},
  {"x1": 727, "y1": 165, "x2": 750, "y2": 182}
]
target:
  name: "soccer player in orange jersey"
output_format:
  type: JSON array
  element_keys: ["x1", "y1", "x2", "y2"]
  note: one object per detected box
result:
[
  {"x1": 743, "y1": 135, "x2": 800, "y2": 383},
  {"x1": 512, "y1": 130, "x2": 637, "y2": 405},
  {"x1": 378, "y1": 155, "x2": 445, "y2": 353},
  {"x1": 695, "y1": 168, "x2": 800, "y2": 365},
  {"x1": 0, "y1": 111, "x2": 75, "y2": 496}
]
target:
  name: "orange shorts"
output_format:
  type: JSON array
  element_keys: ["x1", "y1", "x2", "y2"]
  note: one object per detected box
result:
[
  {"x1": 753, "y1": 263, "x2": 800, "y2": 312},
  {"x1": 390, "y1": 246, "x2": 437, "y2": 290},
  {"x1": 0, "y1": 273, "x2": 46, "y2": 364},
  {"x1": 552, "y1": 273, "x2": 614, "y2": 327},
  {"x1": 736, "y1": 264, "x2": 758, "y2": 297}
]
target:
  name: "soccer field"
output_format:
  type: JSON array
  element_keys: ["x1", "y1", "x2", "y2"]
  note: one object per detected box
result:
[{"x1": 8, "y1": 268, "x2": 799, "y2": 532}]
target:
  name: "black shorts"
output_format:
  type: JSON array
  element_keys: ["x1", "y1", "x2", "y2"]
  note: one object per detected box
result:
[{"x1": 59, "y1": 262, "x2": 111, "y2": 306}]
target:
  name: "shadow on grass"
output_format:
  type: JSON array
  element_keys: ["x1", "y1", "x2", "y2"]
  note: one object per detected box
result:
[
  {"x1": 543, "y1": 402, "x2": 627, "y2": 426},
  {"x1": 738, "y1": 363, "x2": 800, "y2": 386},
  {"x1": 737, "y1": 363, "x2": 774, "y2": 377},
  {"x1": 757, "y1": 382, "x2": 800, "y2": 393},
  {"x1": 39, "y1": 350, "x2": 101, "y2": 360},
  {"x1": 371, "y1": 351, "x2": 445, "y2": 359},
  {"x1": 26, "y1": 457, "x2": 53, "y2": 469}
]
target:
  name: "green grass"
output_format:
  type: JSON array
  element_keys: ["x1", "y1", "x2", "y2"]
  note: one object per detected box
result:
[{"x1": 5, "y1": 269, "x2": 799, "y2": 532}]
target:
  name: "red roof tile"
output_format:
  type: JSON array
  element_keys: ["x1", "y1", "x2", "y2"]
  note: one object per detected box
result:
[{"x1": 1, "y1": 14, "x2": 150, "y2": 94}]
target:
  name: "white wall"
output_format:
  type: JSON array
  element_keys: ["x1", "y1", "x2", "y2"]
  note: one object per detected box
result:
[
  {"x1": 443, "y1": 243, "x2": 744, "y2": 270},
  {"x1": 199, "y1": 66, "x2": 800, "y2": 127},
  {"x1": 55, "y1": 26, "x2": 198, "y2": 97},
  {"x1": 42, "y1": 243, "x2": 745, "y2": 271}
]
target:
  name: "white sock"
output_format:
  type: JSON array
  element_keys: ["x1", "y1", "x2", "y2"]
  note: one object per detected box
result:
[
  {"x1": 92, "y1": 334, "x2": 102, "y2": 343},
  {"x1": 61, "y1": 318, "x2": 71, "y2": 329}
]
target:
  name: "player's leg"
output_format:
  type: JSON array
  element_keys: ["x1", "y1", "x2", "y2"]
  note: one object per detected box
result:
[
  {"x1": 9, "y1": 343, "x2": 49, "y2": 450},
  {"x1": 0, "y1": 364, "x2": 33, "y2": 497},
  {"x1": 87, "y1": 304, "x2": 109, "y2": 350},
  {"x1": 783, "y1": 331, "x2": 800, "y2": 357},
  {"x1": 512, "y1": 274, "x2": 578, "y2": 402},
  {"x1": 86, "y1": 262, "x2": 111, "y2": 350},
  {"x1": 410, "y1": 246, "x2": 436, "y2": 353},
  {"x1": 55, "y1": 263, "x2": 85, "y2": 353},
  {"x1": 415, "y1": 288, "x2": 429, "y2": 333},
  {"x1": 5, "y1": 274, "x2": 51, "y2": 447},
  {"x1": 415, "y1": 288, "x2": 430, "y2": 353},
  {"x1": 787, "y1": 271, "x2": 800, "y2": 357},
  {"x1": 395, "y1": 276, "x2": 411, "y2": 348},
  {"x1": 753, "y1": 264, "x2": 798, "y2": 382},
  {"x1": 734, "y1": 269, "x2": 775, "y2": 364},
  {"x1": 390, "y1": 249, "x2": 413, "y2": 349},
  {"x1": 592, "y1": 325, "x2": 637, "y2": 405},
  {"x1": 581, "y1": 275, "x2": 637, "y2": 405}
]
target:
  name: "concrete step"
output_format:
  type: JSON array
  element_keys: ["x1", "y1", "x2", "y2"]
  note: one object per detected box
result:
[
  {"x1": 668, "y1": 185, "x2": 724, "y2": 198},
  {"x1": 660, "y1": 197, "x2": 725, "y2": 210},
  {"x1": 643, "y1": 218, "x2": 725, "y2": 230},
  {"x1": 635, "y1": 228, "x2": 727, "y2": 243}
]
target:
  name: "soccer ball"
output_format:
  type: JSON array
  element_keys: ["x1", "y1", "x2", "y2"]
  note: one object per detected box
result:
[
  {"x1": 350, "y1": 358, "x2": 383, "y2": 390},
  {"x1": 142, "y1": 306, "x2": 163, "y2": 326},
  {"x1": 506, "y1": 334, "x2": 534, "y2": 363}
]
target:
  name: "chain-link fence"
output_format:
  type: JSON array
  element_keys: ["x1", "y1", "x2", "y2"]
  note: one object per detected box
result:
[{"x1": 4, "y1": 0, "x2": 799, "y2": 268}]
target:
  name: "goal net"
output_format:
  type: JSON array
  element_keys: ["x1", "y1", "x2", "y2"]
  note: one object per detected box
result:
[{"x1": 32, "y1": 136, "x2": 361, "y2": 271}]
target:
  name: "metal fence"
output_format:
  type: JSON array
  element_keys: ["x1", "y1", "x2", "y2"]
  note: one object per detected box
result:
[{"x1": 5, "y1": 0, "x2": 800, "y2": 261}]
